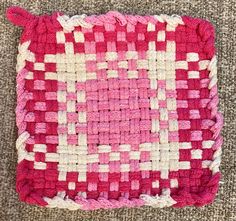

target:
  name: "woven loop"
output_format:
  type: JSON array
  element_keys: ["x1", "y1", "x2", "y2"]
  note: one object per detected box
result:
[
  {"x1": 6, "y1": 6, "x2": 35, "y2": 27},
  {"x1": 106, "y1": 11, "x2": 127, "y2": 26}
]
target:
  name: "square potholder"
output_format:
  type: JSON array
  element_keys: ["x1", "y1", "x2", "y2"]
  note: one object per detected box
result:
[{"x1": 7, "y1": 6, "x2": 223, "y2": 210}]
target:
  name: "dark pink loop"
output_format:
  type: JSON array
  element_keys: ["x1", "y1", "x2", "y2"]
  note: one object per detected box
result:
[{"x1": 6, "y1": 6, "x2": 35, "y2": 27}]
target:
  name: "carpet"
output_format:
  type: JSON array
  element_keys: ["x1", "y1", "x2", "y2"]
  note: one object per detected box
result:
[{"x1": 0, "y1": 0, "x2": 235, "y2": 220}]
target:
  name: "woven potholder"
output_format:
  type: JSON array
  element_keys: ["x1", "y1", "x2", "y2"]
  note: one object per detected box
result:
[{"x1": 7, "y1": 6, "x2": 223, "y2": 210}]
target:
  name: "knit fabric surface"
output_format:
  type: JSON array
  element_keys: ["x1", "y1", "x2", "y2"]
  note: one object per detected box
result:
[
  {"x1": 6, "y1": 6, "x2": 223, "y2": 210},
  {"x1": 0, "y1": 0, "x2": 235, "y2": 220}
]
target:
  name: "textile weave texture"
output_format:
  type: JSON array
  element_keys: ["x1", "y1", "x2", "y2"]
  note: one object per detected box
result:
[
  {"x1": 6, "y1": 6, "x2": 223, "y2": 210},
  {"x1": 0, "y1": 0, "x2": 235, "y2": 220}
]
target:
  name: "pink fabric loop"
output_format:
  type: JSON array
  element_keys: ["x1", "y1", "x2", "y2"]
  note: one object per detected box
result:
[
  {"x1": 16, "y1": 69, "x2": 29, "y2": 134},
  {"x1": 106, "y1": 11, "x2": 127, "y2": 26},
  {"x1": 211, "y1": 112, "x2": 224, "y2": 139},
  {"x1": 75, "y1": 196, "x2": 145, "y2": 210},
  {"x1": 84, "y1": 15, "x2": 104, "y2": 26},
  {"x1": 135, "y1": 15, "x2": 148, "y2": 24},
  {"x1": 97, "y1": 14, "x2": 116, "y2": 24},
  {"x1": 212, "y1": 136, "x2": 223, "y2": 150},
  {"x1": 6, "y1": 6, "x2": 35, "y2": 27},
  {"x1": 125, "y1": 15, "x2": 137, "y2": 25}
]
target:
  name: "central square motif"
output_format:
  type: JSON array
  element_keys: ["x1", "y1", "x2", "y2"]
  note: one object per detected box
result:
[{"x1": 86, "y1": 78, "x2": 152, "y2": 145}]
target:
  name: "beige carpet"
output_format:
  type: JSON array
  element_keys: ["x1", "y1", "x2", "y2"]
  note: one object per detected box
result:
[{"x1": 0, "y1": 0, "x2": 235, "y2": 220}]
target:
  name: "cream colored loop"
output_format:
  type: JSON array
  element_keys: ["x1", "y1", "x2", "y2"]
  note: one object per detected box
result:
[
  {"x1": 140, "y1": 188, "x2": 176, "y2": 208},
  {"x1": 57, "y1": 14, "x2": 92, "y2": 31},
  {"x1": 16, "y1": 131, "x2": 30, "y2": 163},
  {"x1": 45, "y1": 192, "x2": 82, "y2": 210}
]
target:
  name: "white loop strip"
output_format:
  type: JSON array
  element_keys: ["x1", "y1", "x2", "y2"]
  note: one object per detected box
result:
[
  {"x1": 16, "y1": 131, "x2": 30, "y2": 163},
  {"x1": 140, "y1": 189, "x2": 176, "y2": 208},
  {"x1": 44, "y1": 192, "x2": 82, "y2": 210}
]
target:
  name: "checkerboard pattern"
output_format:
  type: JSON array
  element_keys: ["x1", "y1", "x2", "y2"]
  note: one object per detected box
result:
[{"x1": 7, "y1": 7, "x2": 223, "y2": 210}]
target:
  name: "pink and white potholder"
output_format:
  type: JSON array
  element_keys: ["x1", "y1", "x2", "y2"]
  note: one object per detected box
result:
[{"x1": 7, "y1": 6, "x2": 223, "y2": 210}]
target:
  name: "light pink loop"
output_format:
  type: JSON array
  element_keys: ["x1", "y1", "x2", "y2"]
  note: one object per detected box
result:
[
  {"x1": 85, "y1": 15, "x2": 106, "y2": 26},
  {"x1": 106, "y1": 11, "x2": 127, "y2": 26},
  {"x1": 146, "y1": 16, "x2": 156, "y2": 24},
  {"x1": 125, "y1": 15, "x2": 137, "y2": 25},
  {"x1": 135, "y1": 15, "x2": 148, "y2": 24},
  {"x1": 212, "y1": 136, "x2": 223, "y2": 150},
  {"x1": 99, "y1": 14, "x2": 116, "y2": 24}
]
